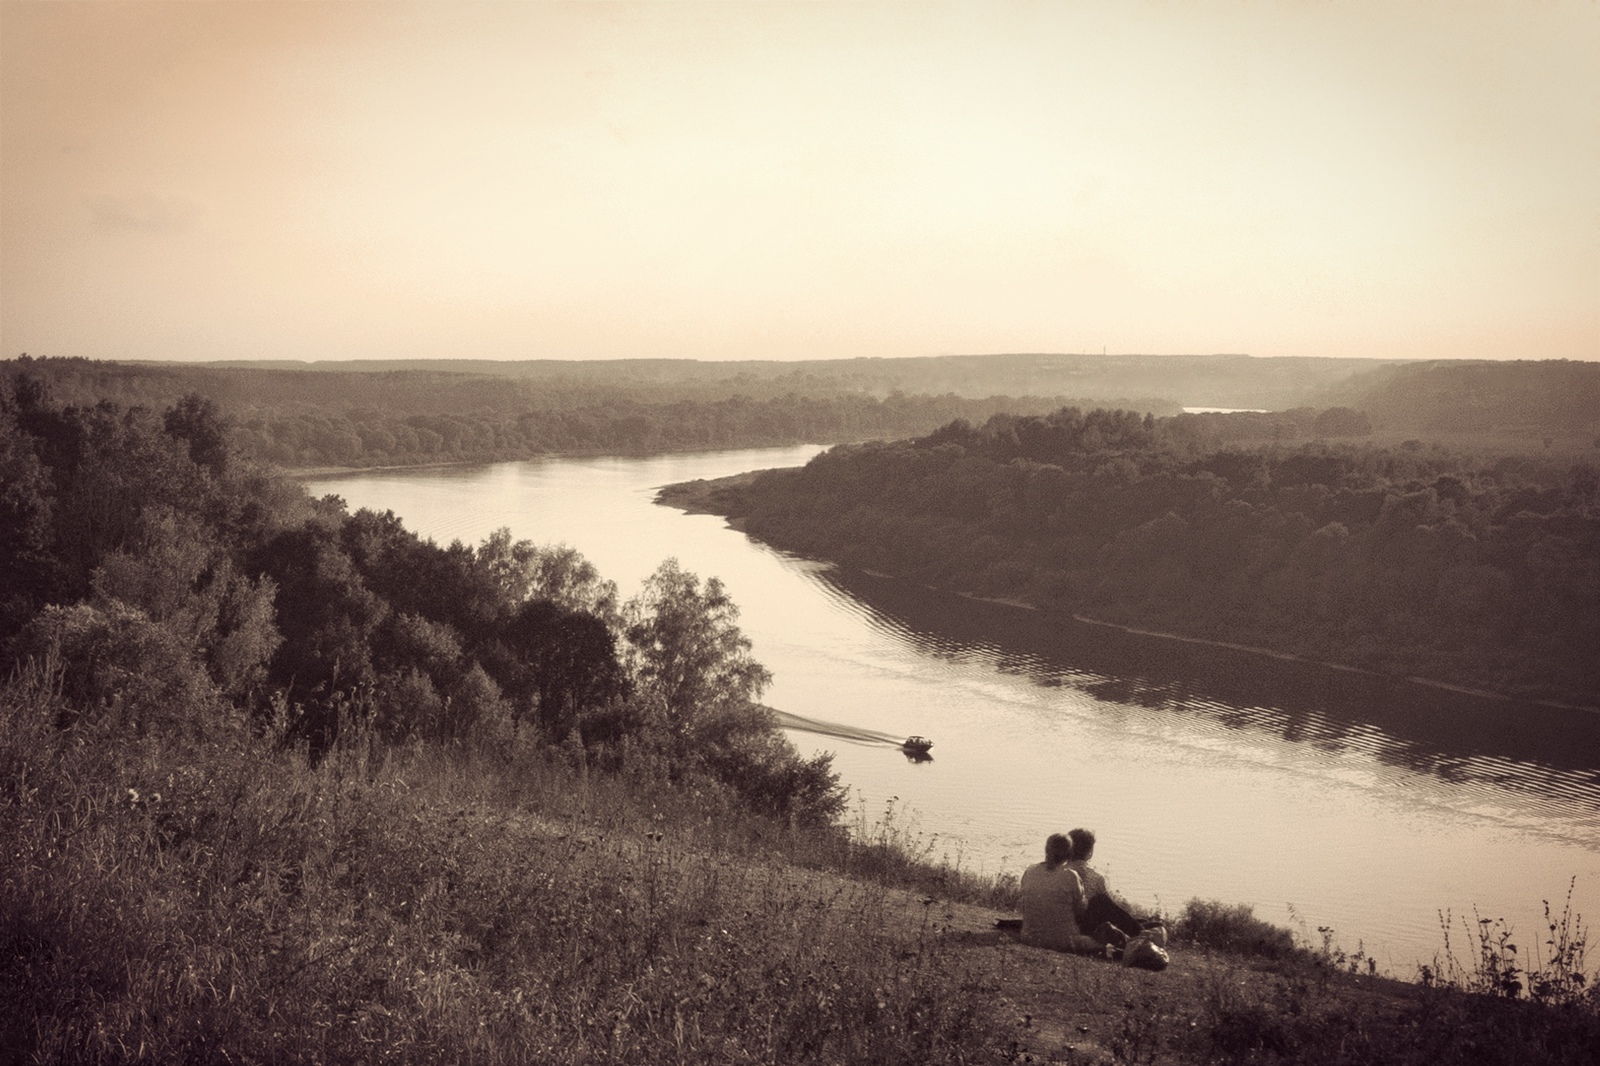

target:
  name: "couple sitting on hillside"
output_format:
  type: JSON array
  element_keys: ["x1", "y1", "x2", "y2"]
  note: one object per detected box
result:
[{"x1": 1019, "y1": 828, "x2": 1164, "y2": 963}]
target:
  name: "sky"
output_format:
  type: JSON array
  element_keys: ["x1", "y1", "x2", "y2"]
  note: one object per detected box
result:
[{"x1": 2, "y1": 1, "x2": 1596, "y2": 364}]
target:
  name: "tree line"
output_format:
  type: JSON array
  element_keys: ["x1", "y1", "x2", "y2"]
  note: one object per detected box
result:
[
  {"x1": 228, "y1": 392, "x2": 1087, "y2": 468},
  {"x1": 1324, "y1": 359, "x2": 1600, "y2": 436},
  {"x1": 4, "y1": 355, "x2": 1110, "y2": 469},
  {"x1": 704, "y1": 407, "x2": 1600, "y2": 705},
  {"x1": 0, "y1": 370, "x2": 844, "y2": 823}
]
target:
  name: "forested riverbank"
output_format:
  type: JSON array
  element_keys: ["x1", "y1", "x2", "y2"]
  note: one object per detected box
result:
[{"x1": 662, "y1": 406, "x2": 1600, "y2": 708}]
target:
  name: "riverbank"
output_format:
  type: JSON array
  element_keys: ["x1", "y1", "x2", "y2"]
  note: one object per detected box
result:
[
  {"x1": 656, "y1": 473, "x2": 1600, "y2": 714},
  {"x1": 294, "y1": 450, "x2": 1600, "y2": 1003},
  {"x1": 286, "y1": 446, "x2": 819, "y2": 481}
]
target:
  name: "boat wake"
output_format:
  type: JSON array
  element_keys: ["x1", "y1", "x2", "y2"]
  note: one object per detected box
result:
[{"x1": 770, "y1": 708, "x2": 908, "y2": 748}]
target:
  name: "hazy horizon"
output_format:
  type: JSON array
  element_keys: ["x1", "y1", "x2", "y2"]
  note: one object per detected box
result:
[{"x1": 4, "y1": 2, "x2": 1596, "y2": 365}]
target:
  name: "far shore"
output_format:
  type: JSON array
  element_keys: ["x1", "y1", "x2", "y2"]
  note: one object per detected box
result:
[
  {"x1": 655, "y1": 472, "x2": 1600, "y2": 716},
  {"x1": 284, "y1": 441, "x2": 834, "y2": 481}
]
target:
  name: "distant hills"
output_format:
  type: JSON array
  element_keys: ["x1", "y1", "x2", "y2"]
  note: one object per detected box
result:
[
  {"x1": 189, "y1": 352, "x2": 1395, "y2": 410},
  {"x1": 6, "y1": 354, "x2": 1595, "y2": 468},
  {"x1": 1317, "y1": 360, "x2": 1600, "y2": 436}
]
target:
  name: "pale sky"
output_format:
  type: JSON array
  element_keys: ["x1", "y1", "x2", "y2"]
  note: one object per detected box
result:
[{"x1": 3, "y1": 1, "x2": 1596, "y2": 363}]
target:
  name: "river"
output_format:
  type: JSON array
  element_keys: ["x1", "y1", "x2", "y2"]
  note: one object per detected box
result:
[{"x1": 306, "y1": 446, "x2": 1600, "y2": 974}]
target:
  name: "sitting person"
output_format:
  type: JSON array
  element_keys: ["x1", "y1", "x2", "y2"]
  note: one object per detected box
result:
[
  {"x1": 1018, "y1": 833, "x2": 1103, "y2": 954},
  {"x1": 1067, "y1": 827, "x2": 1151, "y2": 942}
]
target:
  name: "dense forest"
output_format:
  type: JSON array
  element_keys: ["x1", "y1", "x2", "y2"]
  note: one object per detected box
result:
[
  {"x1": 12, "y1": 354, "x2": 1597, "y2": 473},
  {"x1": 0, "y1": 369, "x2": 843, "y2": 821},
  {"x1": 5, "y1": 355, "x2": 1126, "y2": 469},
  {"x1": 680, "y1": 405, "x2": 1600, "y2": 706}
]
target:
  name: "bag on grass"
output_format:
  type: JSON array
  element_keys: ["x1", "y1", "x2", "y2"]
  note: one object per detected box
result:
[{"x1": 1122, "y1": 936, "x2": 1170, "y2": 971}]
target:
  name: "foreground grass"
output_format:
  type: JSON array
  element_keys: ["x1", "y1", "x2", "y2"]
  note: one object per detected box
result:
[
  {"x1": 4, "y1": 673, "x2": 1598, "y2": 1065},
  {"x1": 1, "y1": 674, "x2": 1012, "y2": 1065}
]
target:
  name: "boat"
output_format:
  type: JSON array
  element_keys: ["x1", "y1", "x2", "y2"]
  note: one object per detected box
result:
[{"x1": 901, "y1": 735, "x2": 933, "y2": 755}]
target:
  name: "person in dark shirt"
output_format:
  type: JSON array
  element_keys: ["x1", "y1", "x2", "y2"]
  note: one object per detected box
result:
[{"x1": 1067, "y1": 827, "x2": 1148, "y2": 943}]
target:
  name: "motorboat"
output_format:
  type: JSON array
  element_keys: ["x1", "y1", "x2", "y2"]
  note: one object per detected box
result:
[{"x1": 901, "y1": 735, "x2": 933, "y2": 756}]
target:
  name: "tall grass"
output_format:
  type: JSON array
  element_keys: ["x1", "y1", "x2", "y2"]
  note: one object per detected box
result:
[
  {"x1": 0, "y1": 670, "x2": 1013, "y2": 1064},
  {"x1": 1162, "y1": 894, "x2": 1600, "y2": 1065}
]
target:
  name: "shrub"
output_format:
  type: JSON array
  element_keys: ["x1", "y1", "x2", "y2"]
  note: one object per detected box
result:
[
  {"x1": 11, "y1": 602, "x2": 226, "y2": 734},
  {"x1": 1174, "y1": 898, "x2": 1300, "y2": 960}
]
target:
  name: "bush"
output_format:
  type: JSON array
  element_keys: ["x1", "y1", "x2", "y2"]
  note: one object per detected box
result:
[
  {"x1": 1174, "y1": 898, "x2": 1300, "y2": 960},
  {"x1": 11, "y1": 602, "x2": 226, "y2": 734}
]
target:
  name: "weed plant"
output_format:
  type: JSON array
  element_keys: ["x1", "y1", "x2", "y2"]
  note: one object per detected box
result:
[
  {"x1": 1425, "y1": 885, "x2": 1594, "y2": 1007},
  {"x1": 1160, "y1": 894, "x2": 1600, "y2": 1065},
  {"x1": 1170, "y1": 899, "x2": 1300, "y2": 961}
]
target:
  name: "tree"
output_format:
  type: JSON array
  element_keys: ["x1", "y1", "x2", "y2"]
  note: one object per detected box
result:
[
  {"x1": 91, "y1": 506, "x2": 280, "y2": 698},
  {"x1": 163, "y1": 392, "x2": 232, "y2": 476},
  {"x1": 623, "y1": 558, "x2": 842, "y2": 821},
  {"x1": 624, "y1": 559, "x2": 770, "y2": 739},
  {"x1": 13, "y1": 601, "x2": 225, "y2": 734},
  {"x1": 0, "y1": 397, "x2": 57, "y2": 643},
  {"x1": 501, "y1": 598, "x2": 629, "y2": 739},
  {"x1": 251, "y1": 513, "x2": 388, "y2": 749},
  {"x1": 477, "y1": 529, "x2": 619, "y2": 624}
]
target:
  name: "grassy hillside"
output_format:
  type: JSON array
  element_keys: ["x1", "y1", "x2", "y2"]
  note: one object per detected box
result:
[{"x1": 6, "y1": 661, "x2": 1599, "y2": 1065}]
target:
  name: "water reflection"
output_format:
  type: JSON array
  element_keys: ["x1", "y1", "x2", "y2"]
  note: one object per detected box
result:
[{"x1": 816, "y1": 566, "x2": 1600, "y2": 823}]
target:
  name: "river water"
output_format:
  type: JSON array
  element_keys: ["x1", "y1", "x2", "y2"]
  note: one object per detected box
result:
[{"x1": 307, "y1": 446, "x2": 1600, "y2": 974}]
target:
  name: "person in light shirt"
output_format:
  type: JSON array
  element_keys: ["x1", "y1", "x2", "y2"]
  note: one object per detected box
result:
[{"x1": 1018, "y1": 833, "x2": 1104, "y2": 954}]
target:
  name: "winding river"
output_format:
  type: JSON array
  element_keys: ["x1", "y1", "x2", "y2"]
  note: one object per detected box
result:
[{"x1": 307, "y1": 446, "x2": 1600, "y2": 974}]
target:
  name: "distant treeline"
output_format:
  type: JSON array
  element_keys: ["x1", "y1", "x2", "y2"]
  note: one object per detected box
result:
[
  {"x1": 4, "y1": 356, "x2": 1137, "y2": 468},
  {"x1": 192, "y1": 351, "x2": 1377, "y2": 410},
  {"x1": 9, "y1": 354, "x2": 1595, "y2": 470},
  {"x1": 227, "y1": 392, "x2": 1097, "y2": 468},
  {"x1": 688, "y1": 406, "x2": 1600, "y2": 705},
  {"x1": 1323, "y1": 359, "x2": 1600, "y2": 437},
  {"x1": 179, "y1": 353, "x2": 1600, "y2": 435}
]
